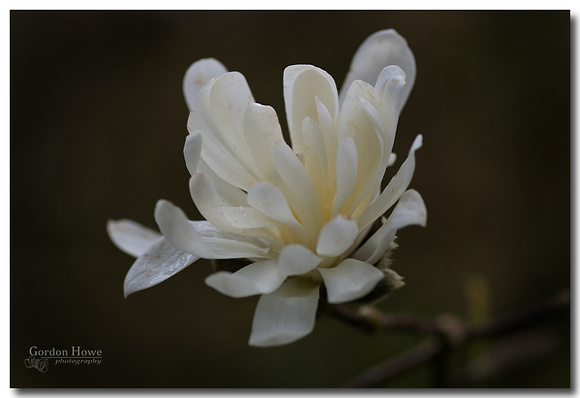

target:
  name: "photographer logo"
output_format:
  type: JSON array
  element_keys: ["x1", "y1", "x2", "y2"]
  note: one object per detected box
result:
[{"x1": 25, "y1": 346, "x2": 103, "y2": 373}]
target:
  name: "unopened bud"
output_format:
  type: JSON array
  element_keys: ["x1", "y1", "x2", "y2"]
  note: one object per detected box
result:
[
  {"x1": 376, "y1": 238, "x2": 399, "y2": 271},
  {"x1": 353, "y1": 267, "x2": 405, "y2": 304}
]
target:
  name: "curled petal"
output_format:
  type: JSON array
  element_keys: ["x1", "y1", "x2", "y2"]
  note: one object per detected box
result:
[
  {"x1": 189, "y1": 173, "x2": 241, "y2": 232},
  {"x1": 318, "y1": 258, "x2": 384, "y2": 304},
  {"x1": 205, "y1": 260, "x2": 283, "y2": 298},
  {"x1": 107, "y1": 219, "x2": 161, "y2": 257},
  {"x1": 186, "y1": 135, "x2": 249, "y2": 215},
  {"x1": 183, "y1": 58, "x2": 228, "y2": 111},
  {"x1": 284, "y1": 65, "x2": 339, "y2": 154},
  {"x1": 249, "y1": 278, "x2": 320, "y2": 347},
  {"x1": 154, "y1": 200, "x2": 271, "y2": 259},
  {"x1": 353, "y1": 189, "x2": 427, "y2": 264},
  {"x1": 124, "y1": 237, "x2": 199, "y2": 297},
  {"x1": 339, "y1": 29, "x2": 416, "y2": 109},
  {"x1": 375, "y1": 65, "x2": 407, "y2": 145},
  {"x1": 316, "y1": 215, "x2": 359, "y2": 257},
  {"x1": 190, "y1": 118, "x2": 258, "y2": 191},
  {"x1": 190, "y1": 72, "x2": 260, "y2": 190},
  {"x1": 243, "y1": 102, "x2": 285, "y2": 181},
  {"x1": 154, "y1": 199, "x2": 211, "y2": 258},
  {"x1": 358, "y1": 134, "x2": 423, "y2": 231}
]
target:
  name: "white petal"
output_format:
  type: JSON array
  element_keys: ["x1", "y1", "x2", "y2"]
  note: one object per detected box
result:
[
  {"x1": 339, "y1": 29, "x2": 416, "y2": 109},
  {"x1": 375, "y1": 65, "x2": 407, "y2": 147},
  {"x1": 315, "y1": 96, "x2": 338, "y2": 158},
  {"x1": 107, "y1": 219, "x2": 161, "y2": 257},
  {"x1": 315, "y1": 97, "x2": 339, "y2": 207},
  {"x1": 183, "y1": 131, "x2": 202, "y2": 176},
  {"x1": 195, "y1": 161, "x2": 248, "y2": 209},
  {"x1": 247, "y1": 182, "x2": 306, "y2": 239},
  {"x1": 190, "y1": 72, "x2": 260, "y2": 190},
  {"x1": 358, "y1": 134, "x2": 423, "y2": 231},
  {"x1": 204, "y1": 260, "x2": 283, "y2": 298},
  {"x1": 242, "y1": 102, "x2": 285, "y2": 181},
  {"x1": 249, "y1": 278, "x2": 320, "y2": 347},
  {"x1": 154, "y1": 199, "x2": 211, "y2": 257},
  {"x1": 194, "y1": 221, "x2": 272, "y2": 259},
  {"x1": 124, "y1": 237, "x2": 199, "y2": 297},
  {"x1": 332, "y1": 136, "x2": 358, "y2": 216},
  {"x1": 301, "y1": 116, "x2": 327, "y2": 196},
  {"x1": 193, "y1": 220, "x2": 274, "y2": 256},
  {"x1": 189, "y1": 173, "x2": 240, "y2": 232},
  {"x1": 316, "y1": 215, "x2": 360, "y2": 257},
  {"x1": 183, "y1": 58, "x2": 228, "y2": 111},
  {"x1": 278, "y1": 244, "x2": 322, "y2": 278},
  {"x1": 284, "y1": 65, "x2": 339, "y2": 154},
  {"x1": 221, "y1": 206, "x2": 278, "y2": 229},
  {"x1": 273, "y1": 143, "x2": 323, "y2": 229},
  {"x1": 385, "y1": 189, "x2": 427, "y2": 228},
  {"x1": 190, "y1": 116, "x2": 257, "y2": 191},
  {"x1": 338, "y1": 80, "x2": 381, "y2": 139},
  {"x1": 360, "y1": 95, "x2": 385, "y2": 139},
  {"x1": 218, "y1": 206, "x2": 284, "y2": 247},
  {"x1": 336, "y1": 81, "x2": 388, "y2": 216},
  {"x1": 353, "y1": 189, "x2": 426, "y2": 264},
  {"x1": 318, "y1": 258, "x2": 384, "y2": 304},
  {"x1": 154, "y1": 200, "x2": 271, "y2": 259}
]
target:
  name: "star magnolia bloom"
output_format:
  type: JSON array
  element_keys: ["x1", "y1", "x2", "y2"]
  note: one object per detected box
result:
[{"x1": 108, "y1": 29, "x2": 426, "y2": 347}]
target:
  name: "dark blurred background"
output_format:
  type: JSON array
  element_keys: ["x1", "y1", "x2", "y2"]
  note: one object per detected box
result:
[{"x1": 10, "y1": 10, "x2": 570, "y2": 388}]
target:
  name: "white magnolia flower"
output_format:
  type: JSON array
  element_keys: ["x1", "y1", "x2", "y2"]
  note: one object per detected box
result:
[{"x1": 108, "y1": 29, "x2": 426, "y2": 347}]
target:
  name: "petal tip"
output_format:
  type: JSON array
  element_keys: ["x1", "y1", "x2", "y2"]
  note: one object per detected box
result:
[{"x1": 183, "y1": 58, "x2": 228, "y2": 110}]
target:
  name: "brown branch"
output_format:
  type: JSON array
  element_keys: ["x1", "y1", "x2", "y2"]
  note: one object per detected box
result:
[
  {"x1": 325, "y1": 289, "x2": 570, "y2": 387},
  {"x1": 341, "y1": 340, "x2": 441, "y2": 388},
  {"x1": 325, "y1": 304, "x2": 444, "y2": 336}
]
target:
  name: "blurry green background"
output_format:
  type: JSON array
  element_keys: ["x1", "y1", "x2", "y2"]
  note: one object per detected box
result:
[{"x1": 10, "y1": 11, "x2": 570, "y2": 388}]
